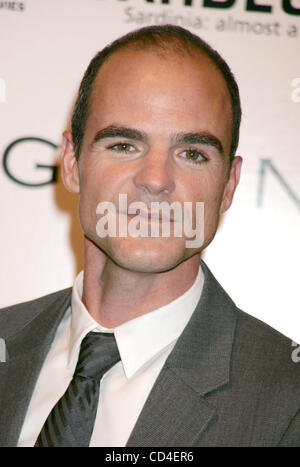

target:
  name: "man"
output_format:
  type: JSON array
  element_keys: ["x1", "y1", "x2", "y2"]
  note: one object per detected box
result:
[{"x1": 1, "y1": 25, "x2": 300, "y2": 447}]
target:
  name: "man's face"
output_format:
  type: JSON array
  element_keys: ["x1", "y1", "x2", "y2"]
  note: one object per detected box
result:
[{"x1": 63, "y1": 47, "x2": 241, "y2": 273}]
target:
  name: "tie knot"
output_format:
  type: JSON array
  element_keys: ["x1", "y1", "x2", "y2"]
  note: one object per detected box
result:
[{"x1": 74, "y1": 331, "x2": 120, "y2": 379}]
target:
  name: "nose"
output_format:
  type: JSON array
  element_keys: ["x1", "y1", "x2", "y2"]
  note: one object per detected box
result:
[{"x1": 133, "y1": 148, "x2": 175, "y2": 198}]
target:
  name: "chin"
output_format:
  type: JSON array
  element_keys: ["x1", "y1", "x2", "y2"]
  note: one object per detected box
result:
[{"x1": 104, "y1": 236, "x2": 188, "y2": 273}]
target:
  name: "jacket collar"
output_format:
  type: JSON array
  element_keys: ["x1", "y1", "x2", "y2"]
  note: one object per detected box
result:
[
  {"x1": 127, "y1": 260, "x2": 237, "y2": 446},
  {"x1": 166, "y1": 260, "x2": 237, "y2": 394},
  {"x1": 0, "y1": 288, "x2": 72, "y2": 446}
]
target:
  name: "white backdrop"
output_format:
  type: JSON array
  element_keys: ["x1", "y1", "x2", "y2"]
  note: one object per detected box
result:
[{"x1": 0, "y1": 0, "x2": 299, "y2": 341}]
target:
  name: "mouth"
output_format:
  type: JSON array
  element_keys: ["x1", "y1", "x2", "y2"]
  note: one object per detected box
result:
[{"x1": 119, "y1": 209, "x2": 174, "y2": 223}]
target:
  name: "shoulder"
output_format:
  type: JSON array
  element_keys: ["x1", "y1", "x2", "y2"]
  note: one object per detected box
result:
[
  {"x1": 201, "y1": 260, "x2": 299, "y2": 379},
  {"x1": 0, "y1": 288, "x2": 72, "y2": 338},
  {"x1": 232, "y1": 307, "x2": 300, "y2": 401},
  {"x1": 234, "y1": 307, "x2": 298, "y2": 365},
  {"x1": 203, "y1": 296, "x2": 300, "y2": 444}
]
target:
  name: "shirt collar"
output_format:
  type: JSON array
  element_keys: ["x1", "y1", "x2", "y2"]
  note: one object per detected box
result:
[{"x1": 69, "y1": 265, "x2": 204, "y2": 379}]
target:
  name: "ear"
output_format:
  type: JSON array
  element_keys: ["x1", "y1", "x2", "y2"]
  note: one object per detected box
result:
[
  {"x1": 60, "y1": 131, "x2": 80, "y2": 193},
  {"x1": 220, "y1": 156, "x2": 243, "y2": 213}
]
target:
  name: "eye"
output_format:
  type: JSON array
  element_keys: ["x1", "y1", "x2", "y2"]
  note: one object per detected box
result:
[
  {"x1": 108, "y1": 143, "x2": 135, "y2": 153},
  {"x1": 179, "y1": 149, "x2": 207, "y2": 164}
]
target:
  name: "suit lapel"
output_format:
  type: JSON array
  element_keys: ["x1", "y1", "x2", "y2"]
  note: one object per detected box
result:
[
  {"x1": 0, "y1": 289, "x2": 71, "y2": 446},
  {"x1": 126, "y1": 366, "x2": 217, "y2": 446},
  {"x1": 127, "y1": 260, "x2": 237, "y2": 446}
]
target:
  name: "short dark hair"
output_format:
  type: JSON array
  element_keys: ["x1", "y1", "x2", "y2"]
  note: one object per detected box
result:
[{"x1": 71, "y1": 25, "x2": 241, "y2": 165}]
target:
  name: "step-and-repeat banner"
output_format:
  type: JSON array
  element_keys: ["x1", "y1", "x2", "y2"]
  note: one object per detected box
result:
[{"x1": 1, "y1": 0, "x2": 299, "y2": 341}]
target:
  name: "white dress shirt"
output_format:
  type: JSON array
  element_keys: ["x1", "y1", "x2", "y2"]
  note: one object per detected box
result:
[{"x1": 18, "y1": 265, "x2": 204, "y2": 447}]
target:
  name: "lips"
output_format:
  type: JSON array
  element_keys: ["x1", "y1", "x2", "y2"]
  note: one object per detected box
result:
[{"x1": 120, "y1": 209, "x2": 174, "y2": 223}]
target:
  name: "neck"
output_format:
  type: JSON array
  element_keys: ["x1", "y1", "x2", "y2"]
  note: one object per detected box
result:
[{"x1": 81, "y1": 237, "x2": 201, "y2": 328}]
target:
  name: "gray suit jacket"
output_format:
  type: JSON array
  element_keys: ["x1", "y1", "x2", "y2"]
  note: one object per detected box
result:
[{"x1": 0, "y1": 261, "x2": 300, "y2": 447}]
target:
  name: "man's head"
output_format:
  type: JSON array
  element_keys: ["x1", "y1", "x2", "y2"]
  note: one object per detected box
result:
[
  {"x1": 61, "y1": 25, "x2": 242, "y2": 274},
  {"x1": 71, "y1": 25, "x2": 241, "y2": 166}
]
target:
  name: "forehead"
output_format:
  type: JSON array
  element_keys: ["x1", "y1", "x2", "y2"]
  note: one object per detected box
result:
[{"x1": 86, "y1": 46, "x2": 232, "y2": 154}]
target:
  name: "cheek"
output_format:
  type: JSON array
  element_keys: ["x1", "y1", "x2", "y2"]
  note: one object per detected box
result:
[
  {"x1": 77, "y1": 160, "x2": 137, "y2": 235},
  {"x1": 77, "y1": 163, "x2": 108, "y2": 234},
  {"x1": 184, "y1": 164, "x2": 226, "y2": 204},
  {"x1": 184, "y1": 166, "x2": 227, "y2": 233},
  {"x1": 79, "y1": 160, "x2": 128, "y2": 202}
]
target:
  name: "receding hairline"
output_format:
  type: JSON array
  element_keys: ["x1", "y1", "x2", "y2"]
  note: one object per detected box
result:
[
  {"x1": 90, "y1": 36, "x2": 231, "y2": 88},
  {"x1": 87, "y1": 39, "x2": 233, "y2": 129}
]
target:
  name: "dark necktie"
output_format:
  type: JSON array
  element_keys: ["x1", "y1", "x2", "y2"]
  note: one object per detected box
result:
[{"x1": 35, "y1": 331, "x2": 120, "y2": 447}]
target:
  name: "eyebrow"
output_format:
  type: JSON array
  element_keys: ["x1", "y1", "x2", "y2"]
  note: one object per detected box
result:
[
  {"x1": 91, "y1": 125, "x2": 224, "y2": 156},
  {"x1": 174, "y1": 132, "x2": 224, "y2": 157},
  {"x1": 92, "y1": 126, "x2": 148, "y2": 146}
]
